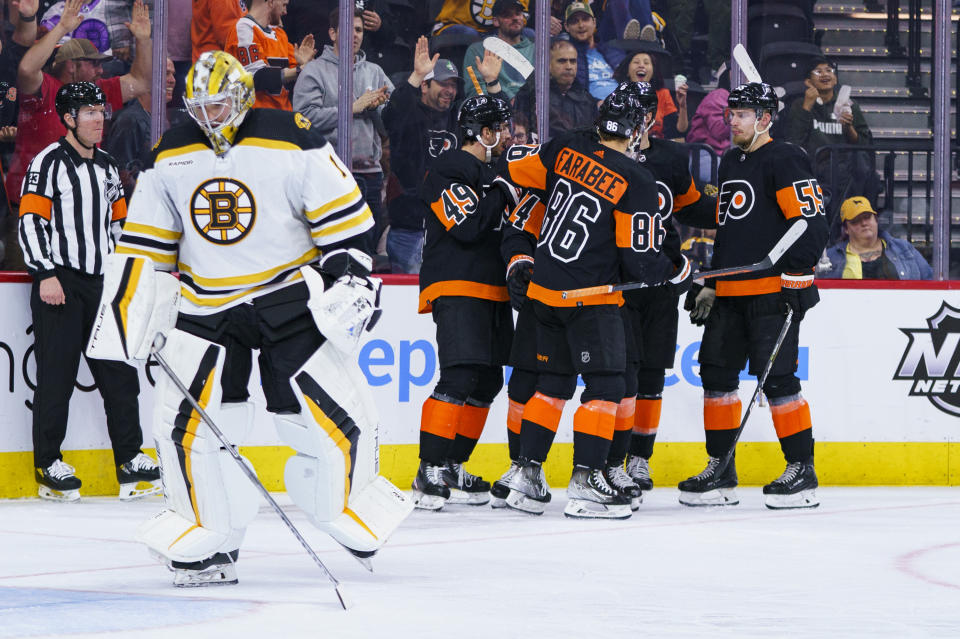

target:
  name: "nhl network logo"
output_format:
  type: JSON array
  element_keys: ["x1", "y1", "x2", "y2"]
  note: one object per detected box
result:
[{"x1": 894, "y1": 302, "x2": 960, "y2": 417}]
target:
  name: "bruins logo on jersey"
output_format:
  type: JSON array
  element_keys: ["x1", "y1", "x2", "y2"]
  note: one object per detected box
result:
[
  {"x1": 190, "y1": 178, "x2": 256, "y2": 244},
  {"x1": 717, "y1": 179, "x2": 755, "y2": 225},
  {"x1": 471, "y1": 0, "x2": 496, "y2": 27}
]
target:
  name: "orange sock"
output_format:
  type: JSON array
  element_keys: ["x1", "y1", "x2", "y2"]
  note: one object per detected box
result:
[
  {"x1": 770, "y1": 397, "x2": 812, "y2": 439},
  {"x1": 704, "y1": 393, "x2": 741, "y2": 431},
  {"x1": 633, "y1": 398, "x2": 662, "y2": 436}
]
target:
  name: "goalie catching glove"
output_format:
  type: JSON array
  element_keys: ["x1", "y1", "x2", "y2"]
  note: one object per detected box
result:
[{"x1": 302, "y1": 248, "x2": 382, "y2": 353}]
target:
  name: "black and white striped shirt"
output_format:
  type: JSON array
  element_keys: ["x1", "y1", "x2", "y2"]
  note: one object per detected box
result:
[{"x1": 18, "y1": 138, "x2": 127, "y2": 280}]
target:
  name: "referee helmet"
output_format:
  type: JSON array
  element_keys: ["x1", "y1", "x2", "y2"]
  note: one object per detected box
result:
[
  {"x1": 184, "y1": 51, "x2": 255, "y2": 156},
  {"x1": 55, "y1": 81, "x2": 105, "y2": 126}
]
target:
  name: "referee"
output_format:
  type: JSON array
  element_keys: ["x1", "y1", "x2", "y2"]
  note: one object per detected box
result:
[{"x1": 18, "y1": 82, "x2": 160, "y2": 502}]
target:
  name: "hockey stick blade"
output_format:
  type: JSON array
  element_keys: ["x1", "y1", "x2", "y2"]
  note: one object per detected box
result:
[
  {"x1": 694, "y1": 218, "x2": 807, "y2": 280},
  {"x1": 560, "y1": 219, "x2": 808, "y2": 299},
  {"x1": 484, "y1": 37, "x2": 534, "y2": 79},
  {"x1": 150, "y1": 334, "x2": 352, "y2": 610},
  {"x1": 733, "y1": 43, "x2": 762, "y2": 84}
]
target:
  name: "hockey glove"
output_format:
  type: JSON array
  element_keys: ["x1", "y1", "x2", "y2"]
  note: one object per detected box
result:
[
  {"x1": 506, "y1": 254, "x2": 534, "y2": 311},
  {"x1": 779, "y1": 273, "x2": 819, "y2": 321},
  {"x1": 666, "y1": 255, "x2": 693, "y2": 297},
  {"x1": 683, "y1": 283, "x2": 715, "y2": 326},
  {"x1": 302, "y1": 249, "x2": 383, "y2": 353}
]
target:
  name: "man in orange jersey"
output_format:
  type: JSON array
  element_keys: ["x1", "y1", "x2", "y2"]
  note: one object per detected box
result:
[
  {"x1": 677, "y1": 83, "x2": 828, "y2": 510},
  {"x1": 498, "y1": 83, "x2": 688, "y2": 519},
  {"x1": 224, "y1": 0, "x2": 316, "y2": 109},
  {"x1": 193, "y1": 0, "x2": 246, "y2": 62}
]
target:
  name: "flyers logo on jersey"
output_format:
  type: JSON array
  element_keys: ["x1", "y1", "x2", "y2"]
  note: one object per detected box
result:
[
  {"x1": 656, "y1": 181, "x2": 673, "y2": 220},
  {"x1": 190, "y1": 178, "x2": 256, "y2": 244},
  {"x1": 717, "y1": 179, "x2": 755, "y2": 225}
]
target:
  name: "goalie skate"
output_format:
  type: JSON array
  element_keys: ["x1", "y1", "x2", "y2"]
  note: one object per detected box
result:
[
  {"x1": 36, "y1": 460, "x2": 81, "y2": 502},
  {"x1": 505, "y1": 461, "x2": 551, "y2": 515},
  {"x1": 678, "y1": 456, "x2": 739, "y2": 507},
  {"x1": 173, "y1": 553, "x2": 239, "y2": 588},
  {"x1": 563, "y1": 466, "x2": 631, "y2": 520},
  {"x1": 117, "y1": 453, "x2": 162, "y2": 500}
]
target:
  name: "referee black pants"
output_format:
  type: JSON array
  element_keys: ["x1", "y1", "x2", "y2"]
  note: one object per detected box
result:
[{"x1": 30, "y1": 266, "x2": 142, "y2": 469}]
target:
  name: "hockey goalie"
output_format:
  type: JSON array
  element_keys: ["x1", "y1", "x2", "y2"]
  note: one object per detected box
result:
[{"x1": 85, "y1": 51, "x2": 413, "y2": 587}]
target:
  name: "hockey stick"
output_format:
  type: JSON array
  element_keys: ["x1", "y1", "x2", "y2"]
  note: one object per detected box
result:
[
  {"x1": 732, "y1": 43, "x2": 762, "y2": 84},
  {"x1": 150, "y1": 334, "x2": 351, "y2": 611},
  {"x1": 560, "y1": 219, "x2": 807, "y2": 299},
  {"x1": 712, "y1": 307, "x2": 794, "y2": 479}
]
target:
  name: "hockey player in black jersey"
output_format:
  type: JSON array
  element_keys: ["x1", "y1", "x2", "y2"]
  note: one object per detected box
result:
[
  {"x1": 498, "y1": 83, "x2": 689, "y2": 519},
  {"x1": 604, "y1": 81, "x2": 717, "y2": 508},
  {"x1": 678, "y1": 83, "x2": 828, "y2": 509},
  {"x1": 413, "y1": 95, "x2": 515, "y2": 510}
]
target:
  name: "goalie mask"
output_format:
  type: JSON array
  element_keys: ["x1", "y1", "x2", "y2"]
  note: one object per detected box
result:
[
  {"x1": 184, "y1": 51, "x2": 255, "y2": 156},
  {"x1": 596, "y1": 81, "x2": 645, "y2": 140}
]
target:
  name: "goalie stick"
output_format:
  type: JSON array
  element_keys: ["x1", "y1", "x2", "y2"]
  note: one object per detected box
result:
[
  {"x1": 150, "y1": 334, "x2": 352, "y2": 611},
  {"x1": 560, "y1": 219, "x2": 808, "y2": 299}
]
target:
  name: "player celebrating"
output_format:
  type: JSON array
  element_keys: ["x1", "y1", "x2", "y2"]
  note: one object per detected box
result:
[
  {"x1": 412, "y1": 95, "x2": 514, "y2": 510},
  {"x1": 86, "y1": 51, "x2": 411, "y2": 586},
  {"x1": 677, "y1": 83, "x2": 828, "y2": 509},
  {"x1": 613, "y1": 81, "x2": 717, "y2": 506},
  {"x1": 499, "y1": 83, "x2": 689, "y2": 519}
]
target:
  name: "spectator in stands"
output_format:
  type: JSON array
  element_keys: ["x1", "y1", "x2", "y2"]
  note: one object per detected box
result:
[
  {"x1": 192, "y1": 0, "x2": 246, "y2": 62},
  {"x1": 463, "y1": 0, "x2": 533, "y2": 99},
  {"x1": 294, "y1": 6, "x2": 392, "y2": 251},
  {"x1": 686, "y1": 62, "x2": 730, "y2": 156},
  {"x1": 381, "y1": 37, "x2": 460, "y2": 273},
  {"x1": 564, "y1": 1, "x2": 624, "y2": 100},
  {"x1": 516, "y1": 39, "x2": 595, "y2": 139},
  {"x1": 103, "y1": 58, "x2": 175, "y2": 197},
  {"x1": 284, "y1": 1, "x2": 399, "y2": 77},
  {"x1": 594, "y1": 0, "x2": 656, "y2": 42},
  {"x1": 433, "y1": 0, "x2": 529, "y2": 37},
  {"x1": 819, "y1": 197, "x2": 932, "y2": 280},
  {"x1": 511, "y1": 111, "x2": 531, "y2": 144},
  {"x1": 614, "y1": 49, "x2": 688, "y2": 138},
  {"x1": 164, "y1": 0, "x2": 193, "y2": 125},
  {"x1": 225, "y1": 0, "x2": 316, "y2": 110},
  {"x1": 8, "y1": 0, "x2": 152, "y2": 218},
  {"x1": 785, "y1": 56, "x2": 877, "y2": 237},
  {"x1": 785, "y1": 57, "x2": 872, "y2": 153}
]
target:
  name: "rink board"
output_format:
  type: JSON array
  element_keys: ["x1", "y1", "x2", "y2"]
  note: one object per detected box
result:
[{"x1": 1, "y1": 277, "x2": 959, "y2": 496}]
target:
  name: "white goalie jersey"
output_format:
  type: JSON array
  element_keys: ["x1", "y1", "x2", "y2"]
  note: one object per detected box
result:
[{"x1": 115, "y1": 109, "x2": 373, "y2": 316}]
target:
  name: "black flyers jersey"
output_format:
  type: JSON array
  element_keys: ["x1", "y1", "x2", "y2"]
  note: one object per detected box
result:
[
  {"x1": 631, "y1": 137, "x2": 719, "y2": 263},
  {"x1": 498, "y1": 147, "x2": 546, "y2": 264},
  {"x1": 418, "y1": 148, "x2": 509, "y2": 313},
  {"x1": 501, "y1": 130, "x2": 672, "y2": 307},
  {"x1": 712, "y1": 139, "x2": 829, "y2": 297}
]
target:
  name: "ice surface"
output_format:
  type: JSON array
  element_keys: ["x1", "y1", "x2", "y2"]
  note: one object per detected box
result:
[{"x1": 1, "y1": 487, "x2": 958, "y2": 638}]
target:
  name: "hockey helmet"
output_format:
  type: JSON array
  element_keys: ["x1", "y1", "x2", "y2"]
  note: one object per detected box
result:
[
  {"x1": 726, "y1": 82, "x2": 778, "y2": 119},
  {"x1": 55, "y1": 81, "x2": 105, "y2": 126},
  {"x1": 635, "y1": 80, "x2": 658, "y2": 127},
  {"x1": 458, "y1": 95, "x2": 512, "y2": 141},
  {"x1": 596, "y1": 81, "x2": 645, "y2": 139},
  {"x1": 184, "y1": 51, "x2": 255, "y2": 156}
]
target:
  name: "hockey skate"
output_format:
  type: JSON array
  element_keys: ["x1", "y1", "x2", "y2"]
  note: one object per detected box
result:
[
  {"x1": 117, "y1": 453, "x2": 162, "y2": 500},
  {"x1": 763, "y1": 460, "x2": 819, "y2": 509},
  {"x1": 505, "y1": 460, "x2": 552, "y2": 515},
  {"x1": 172, "y1": 551, "x2": 239, "y2": 588},
  {"x1": 411, "y1": 461, "x2": 450, "y2": 510},
  {"x1": 35, "y1": 460, "x2": 81, "y2": 502},
  {"x1": 564, "y1": 466, "x2": 632, "y2": 520},
  {"x1": 625, "y1": 454, "x2": 654, "y2": 492},
  {"x1": 442, "y1": 460, "x2": 491, "y2": 505},
  {"x1": 605, "y1": 464, "x2": 642, "y2": 511},
  {"x1": 490, "y1": 461, "x2": 521, "y2": 509},
  {"x1": 678, "y1": 456, "x2": 739, "y2": 507}
]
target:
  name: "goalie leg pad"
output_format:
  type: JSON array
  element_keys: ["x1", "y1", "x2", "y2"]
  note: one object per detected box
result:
[
  {"x1": 87, "y1": 254, "x2": 181, "y2": 361},
  {"x1": 144, "y1": 330, "x2": 260, "y2": 563},
  {"x1": 278, "y1": 341, "x2": 413, "y2": 554}
]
